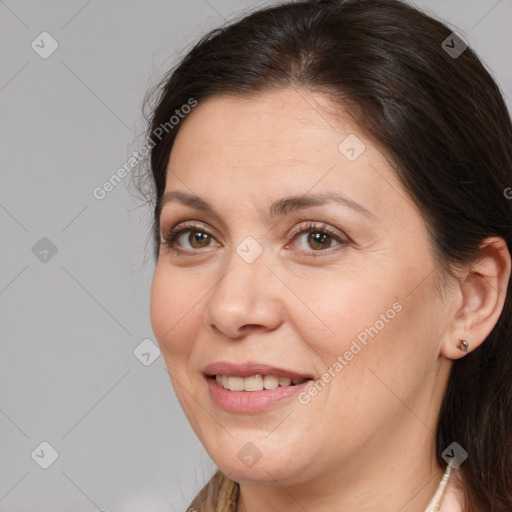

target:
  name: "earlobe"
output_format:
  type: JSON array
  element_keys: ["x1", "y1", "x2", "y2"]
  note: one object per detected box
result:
[{"x1": 440, "y1": 236, "x2": 511, "y2": 360}]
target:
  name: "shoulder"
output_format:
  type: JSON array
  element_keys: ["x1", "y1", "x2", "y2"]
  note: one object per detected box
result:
[{"x1": 187, "y1": 469, "x2": 239, "y2": 512}]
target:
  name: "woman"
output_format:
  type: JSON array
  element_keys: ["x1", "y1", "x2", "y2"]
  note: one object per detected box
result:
[{"x1": 136, "y1": 0, "x2": 512, "y2": 510}]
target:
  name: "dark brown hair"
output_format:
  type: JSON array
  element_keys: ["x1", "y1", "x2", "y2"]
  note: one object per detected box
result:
[{"x1": 136, "y1": 0, "x2": 512, "y2": 509}]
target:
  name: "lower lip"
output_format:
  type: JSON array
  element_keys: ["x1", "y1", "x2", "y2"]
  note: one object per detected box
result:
[{"x1": 206, "y1": 376, "x2": 312, "y2": 413}]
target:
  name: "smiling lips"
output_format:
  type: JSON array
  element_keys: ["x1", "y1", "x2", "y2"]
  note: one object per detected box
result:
[{"x1": 203, "y1": 361, "x2": 313, "y2": 410}]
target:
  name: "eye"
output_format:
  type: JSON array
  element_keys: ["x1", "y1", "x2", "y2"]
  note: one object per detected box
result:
[
  {"x1": 287, "y1": 221, "x2": 349, "y2": 257},
  {"x1": 159, "y1": 220, "x2": 349, "y2": 257},
  {"x1": 160, "y1": 222, "x2": 219, "y2": 253}
]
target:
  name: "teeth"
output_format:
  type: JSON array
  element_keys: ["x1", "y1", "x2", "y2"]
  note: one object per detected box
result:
[
  {"x1": 226, "y1": 376, "x2": 244, "y2": 391},
  {"x1": 263, "y1": 375, "x2": 279, "y2": 389},
  {"x1": 244, "y1": 375, "x2": 263, "y2": 391},
  {"x1": 215, "y1": 374, "x2": 307, "y2": 391}
]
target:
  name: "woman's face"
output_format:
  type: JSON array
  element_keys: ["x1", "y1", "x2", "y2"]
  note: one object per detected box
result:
[{"x1": 150, "y1": 88, "x2": 455, "y2": 486}]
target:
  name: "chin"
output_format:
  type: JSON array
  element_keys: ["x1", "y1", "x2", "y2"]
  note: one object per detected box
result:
[
  {"x1": 202, "y1": 431, "x2": 314, "y2": 485},
  {"x1": 215, "y1": 454, "x2": 297, "y2": 483}
]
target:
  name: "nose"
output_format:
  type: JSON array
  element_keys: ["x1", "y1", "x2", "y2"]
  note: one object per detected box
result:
[{"x1": 203, "y1": 246, "x2": 284, "y2": 339}]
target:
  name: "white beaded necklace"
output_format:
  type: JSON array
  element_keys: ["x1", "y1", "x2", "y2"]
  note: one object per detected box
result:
[{"x1": 424, "y1": 464, "x2": 453, "y2": 511}]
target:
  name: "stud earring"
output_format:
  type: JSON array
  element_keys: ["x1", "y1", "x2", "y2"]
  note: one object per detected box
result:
[{"x1": 458, "y1": 339, "x2": 469, "y2": 352}]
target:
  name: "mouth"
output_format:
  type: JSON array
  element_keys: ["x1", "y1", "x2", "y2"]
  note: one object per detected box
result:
[
  {"x1": 208, "y1": 374, "x2": 311, "y2": 392},
  {"x1": 202, "y1": 361, "x2": 314, "y2": 390},
  {"x1": 202, "y1": 362, "x2": 314, "y2": 413}
]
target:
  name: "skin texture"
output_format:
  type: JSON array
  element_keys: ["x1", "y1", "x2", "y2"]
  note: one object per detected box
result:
[{"x1": 149, "y1": 88, "x2": 510, "y2": 512}]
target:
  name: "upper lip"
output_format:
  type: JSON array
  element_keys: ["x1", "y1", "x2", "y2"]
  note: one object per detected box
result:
[{"x1": 203, "y1": 361, "x2": 313, "y2": 380}]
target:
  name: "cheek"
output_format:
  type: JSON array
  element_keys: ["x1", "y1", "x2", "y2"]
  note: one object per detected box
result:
[
  {"x1": 291, "y1": 270, "x2": 403, "y2": 360},
  {"x1": 149, "y1": 265, "x2": 203, "y2": 360},
  {"x1": 292, "y1": 264, "x2": 437, "y2": 400}
]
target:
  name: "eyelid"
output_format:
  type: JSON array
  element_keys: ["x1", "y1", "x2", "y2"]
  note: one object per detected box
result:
[{"x1": 287, "y1": 221, "x2": 347, "y2": 243}]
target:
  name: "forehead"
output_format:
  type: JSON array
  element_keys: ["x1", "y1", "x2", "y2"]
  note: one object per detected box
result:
[
  {"x1": 165, "y1": 88, "x2": 415, "y2": 223},
  {"x1": 173, "y1": 89, "x2": 352, "y2": 156}
]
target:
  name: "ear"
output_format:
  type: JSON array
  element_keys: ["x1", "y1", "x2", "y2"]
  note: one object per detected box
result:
[{"x1": 441, "y1": 236, "x2": 511, "y2": 360}]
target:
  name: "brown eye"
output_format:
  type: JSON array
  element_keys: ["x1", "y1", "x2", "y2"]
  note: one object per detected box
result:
[
  {"x1": 304, "y1": 231, "x2": 335, "y2": 251},
  {"x1": 161, "y1": 223, "x2": 220, "y2": 252},
  {"x1": 185, "y1": 231, "x2": 211, "y2": 249},
  {"x1": 289, "y1": 222, "x2": 349, "y2": 257}
]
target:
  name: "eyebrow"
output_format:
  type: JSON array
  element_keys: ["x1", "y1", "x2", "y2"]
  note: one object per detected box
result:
[{"x1": 159, "y1": 190, "x2": 377, "y2": 220}]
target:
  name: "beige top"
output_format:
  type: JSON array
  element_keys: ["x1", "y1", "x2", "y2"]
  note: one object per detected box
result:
[{"x1": 187, "y1": 464, "x2": 460, "y2": 512}]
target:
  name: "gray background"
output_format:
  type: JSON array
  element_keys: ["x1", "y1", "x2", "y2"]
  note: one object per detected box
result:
[{"x1": 0, "y1": 1, "x2": 511, "y2": 511}]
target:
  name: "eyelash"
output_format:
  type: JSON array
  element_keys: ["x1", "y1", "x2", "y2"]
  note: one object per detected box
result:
[{"x1": 160, "y1": 221, "x2": 349, "y2": 258}]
